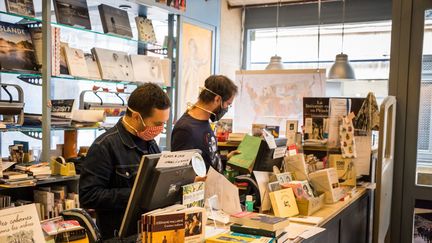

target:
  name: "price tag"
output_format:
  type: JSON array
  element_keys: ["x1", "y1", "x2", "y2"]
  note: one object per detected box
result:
[
  {"x1": 263, "y1": 129, "x2": 277, "y2": 149},
  {"x1": 273, "y1": 147, "x2": 287, "y2": 159}
]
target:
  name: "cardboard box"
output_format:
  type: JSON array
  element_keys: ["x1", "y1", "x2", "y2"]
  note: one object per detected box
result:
[{"x1": 296, "y1": 193, "x2": 325, "y2": 216}]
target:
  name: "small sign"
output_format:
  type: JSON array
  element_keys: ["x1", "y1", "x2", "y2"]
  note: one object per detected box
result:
[
  {"x1": 0, "y1": 204, "x2": 45, "y2": 243},
  {"x1": 273, "y1": 147, "x2": 287, "y2": 159},
  {"x1": 288, "y1": 145, "x2": 298, "y2": 156},
  {"x1": 155, "y1": 151, "x2": 195, "y2": 168}
]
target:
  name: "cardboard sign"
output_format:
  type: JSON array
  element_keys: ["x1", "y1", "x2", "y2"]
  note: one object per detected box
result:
[{"x1": 156, "y1": 151, "x2": 195, "y2": 168}]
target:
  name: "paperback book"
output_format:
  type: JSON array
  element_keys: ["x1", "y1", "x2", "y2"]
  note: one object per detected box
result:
[
  {"x1": 92, "y1": 47, "x2": 134, "y2": 81},
  {"x1": 227, "y1": 135, "x2": 262, "y2": 173},
  {"x1": 64, "y1": 46, "x2": 89, "y2": 78},
  {"x1": 182, "y1": 181, "x2": 205, "y2": 208},
  {"x1": 229, "y1": 212, "x2": 289, "y2": 232},
  {"x1": 53, "y1": 0, "x2": 91, "y2": 30},
  {"x1": 135, "y1": 16, "x2": 157, "y2": 44},
  {"x1": 269, "y1": 188, "x2": 299, "y2": 217}
]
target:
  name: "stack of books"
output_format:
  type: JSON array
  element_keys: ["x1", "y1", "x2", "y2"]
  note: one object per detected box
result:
[
  {"x1": 15, "y1": 161, "x2": 52, "y2": 179},
  {"x1": 1, "y1": 170, "x2": 36, "y2": 187}
]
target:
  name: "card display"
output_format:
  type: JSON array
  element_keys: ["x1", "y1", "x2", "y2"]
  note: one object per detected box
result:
[{"x1": 135, "y1": 16, "x2": 157, "y2": 43}]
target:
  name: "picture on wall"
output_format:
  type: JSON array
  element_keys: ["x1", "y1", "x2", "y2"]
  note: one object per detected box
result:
[
  {"x1": 233, "y1": 69, "x2": 326, "y2": 134},
  {"x1": 179, "y1": 21, "x2": 213, "y2": 114}
]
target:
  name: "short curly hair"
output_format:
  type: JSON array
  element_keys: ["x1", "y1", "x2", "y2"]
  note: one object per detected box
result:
[{"x1": 126, "y1": 83, "x2": 171, "y2": 118}]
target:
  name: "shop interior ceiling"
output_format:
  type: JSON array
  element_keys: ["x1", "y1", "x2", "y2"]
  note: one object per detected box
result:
[{"x1": 228, "y1": 0, "x2": 339, "y2": 8}]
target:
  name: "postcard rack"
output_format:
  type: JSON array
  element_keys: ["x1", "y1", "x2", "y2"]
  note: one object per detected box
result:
[{"x1": 0, "y1": 83, "x2": 25, "y2": 126}]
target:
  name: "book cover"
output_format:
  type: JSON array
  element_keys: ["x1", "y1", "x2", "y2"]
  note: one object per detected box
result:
[
  {"x1": 265, "y1": 125, "x2": 280, "y2": 138},
  {"x1": 5, "y1": 0, "x2": 35, "y2": 17},
  {"x1": 252, "y1": 123, "x2": 266, "y2": 137},
  {"x1": 269, "y1": 188, "x2": 299, "y2": 217},
  {"x1": 206, "y1": 231, "x2": 273, "y2": 243},
  {"x1": 184, "y1": 207, "x2": 206, "y2": 243},
  {"x1": 149, "y1": 212, "x2": 185, "y2": 243},
  {"x1": 309, "y1": 168, "x2": 343, "y2": 203},
  {"x1": 230, "y1": 212, "x2": 289, "y2": 232},
  {"x1": 64, "y1": 46, "x2": 89, "y2": 78},
  {"x1": 281, "y1": 180, "x2": 314, "y2": 200},
  {"x1": 283, "y1": 153, "x2": 309, "y2": 181},
  {"x1": 303, "y1": 97, "x2": 330, "y2": 142},
  {"x1": 227, "y1": 135, "x2": 262, "y2": 173},
  {"x1": 92, "y1": 47, "x2": 134, "y2": 81},
  {"x1": 182, "y1": 182, "x2": 205, "y2": 208},
  {"x1": 286, "y1": 120, "x2": 298, "y2": 146},
  {"x1": 0, "y1": 21, "x2": 38, "y2": 72},
  {"x1": 51, "y1": 99, "x2": 75, "y2": 120},
  {"x1": 85, "y1": 53, "x2": 101, "y2": 80},
  {"x1": 130, "y1": 54, "x2": 164, "y2": 84},
  {"x1": 0, "y1": 204, "x2": 45, "y2": 242},
  {"x1": 53, "y1": 0, "x2": 91, "y2": 30},
  {"x1": 160, "y1": 58, "x2": 172, "y2": 86},
  {"x1": 98, "y1": 4, "x2": 132, "y2": 38},
  {"x1": 60, "y1": 42, "x2": 70, "y2": 75},
  {"x1": 135, "y1": 16, "x2": 157, "y2": 43},
  {"x1": 328, "y1": 154, "x2": 356, "y2": 186}
]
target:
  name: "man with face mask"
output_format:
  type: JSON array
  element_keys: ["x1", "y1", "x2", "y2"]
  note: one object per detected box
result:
[
  {"x1": 79, "y1": 83, "x2": 171, "y2": 239},
  {"x1": 171, "y1": 75, "x2": 238, "y2": 173}
]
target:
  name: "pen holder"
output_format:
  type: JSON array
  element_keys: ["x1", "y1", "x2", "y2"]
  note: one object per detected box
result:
[{"x1": 51, "y1": 156, "x2": 76, "y2": 176}]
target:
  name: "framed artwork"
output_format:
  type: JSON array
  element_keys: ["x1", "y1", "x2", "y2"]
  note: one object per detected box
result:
[{"x1": 178, "y1": 19, "x2": 214, "y2": 116}]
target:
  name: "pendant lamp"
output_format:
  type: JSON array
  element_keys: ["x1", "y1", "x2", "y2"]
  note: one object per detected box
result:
[
  {"x1": 266, "y1": 0, "x2": 284, "y2": 70},
  {"x1": 328, "y1": 0, "x2": 355, "y2": 80}
]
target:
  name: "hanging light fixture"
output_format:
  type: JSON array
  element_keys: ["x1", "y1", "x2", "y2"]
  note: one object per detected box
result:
[
  {"x1": 328, "y1": 0, "x2": 355, "y2": 80},
  {"x1": 266, "y1": 0, "x2": 284, "y2": 70}
]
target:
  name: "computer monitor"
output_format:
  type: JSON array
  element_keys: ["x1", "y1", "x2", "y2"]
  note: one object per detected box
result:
[
  {"x1": 119, "y1": 152, "x2": 197, "y2": 237},
  {"x1": 253, "y1": 138, "x2": 288, "y2": 172}
]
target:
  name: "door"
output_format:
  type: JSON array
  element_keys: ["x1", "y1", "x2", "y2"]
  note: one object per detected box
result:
[{"x1": 390, "y1": 0, "x2": 432, "y2": 242}]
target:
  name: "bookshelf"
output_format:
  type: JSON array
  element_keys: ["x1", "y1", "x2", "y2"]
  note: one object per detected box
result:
[{"x1": 0, "y1": 0, "x2": 181, "y2": 215}]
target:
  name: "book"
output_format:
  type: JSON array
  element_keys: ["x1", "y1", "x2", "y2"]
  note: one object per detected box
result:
[
  {"x1": 60, "y1": 42, "x2": 70, "y2": 75},
  {"x1": 269, "y1": 188, "x2": 299, "y2": 217},
  {"x1": 2, "y1": 170, "x2": 29, "y2": 180},
  {"x1": 92, "y1": 47, "x2": 134, "y2": 81},
  {"x1": 160, "y1": 58, "x2": 172, "y2": 86},
  {"x1": 53, "y1": 0, "x2": 91, "y2": 30},
  {"x1": 230, "y1": 224, "x2": 283, "y2": 238},
  {"x1": 329, "y1": 154, "x2": 356, "y2": 186},
  {"x1": 252, "y1": 124, "x2": 266, "y2": 137},
  {"x1": 51, "y1": 99, "x2": 75, "y2": 120},
  {"x1": 303, "y1": 97, "x2": 330, "y2": 143},
  {"x1": 281, "y1": 180, "x2": 314, "y2": 200},
  {"x1": 130, "y1": 54, "x2": 164, "y2": 84},
  {"x1": 5, "y1": 0, "x2": 35, "y2": 17},
  {"x1": 0, "y1": 21, "x2": 38, "y2": 73},
  {"x1": 135, "y1": 16, "x2": 157, "y2": 44},
  {"x1": 285, "y1": 120, "x2": 298, "y2": 146},
  {"x1": 84, "y1": 53, "x2": 101, "y2": 80},
  {"x1": 0, "y1": 204, "x2": 45, "y2": 242},
  {"x1": 206, "y1": 231, "x2": 273, "y2": 243},
  {"x1": 265, "y1": 125, "x2": 280, "y2": 138},
  {"x1": 148, "y1": 212, "x2": 186, "y2": 243},
  {"x1": 283, "y1": 153, "x2": 308, "y2": 181},
  {"x1": 184, "y1": 207, "x2": 206, "y2": 243},
  {"x1": 98, "y1": 4, "x2": 133, "y2": 38},
  {"x1": 63, "y1": 46, "x2": 89, "y2": 78},
  {"x1": 229, "y1": 212, "x2": 289, "y2": 232},
  {"x1": 308, "y1": 168, "x2": 344, "y2": 203},
  {"x1": 227, "y1": 135, "x2": 262, "y2": 173},
  {"x1": 29, "y1": 27, "x2": 42, "y2": 70},
  {"x1": 182, "y1": 182, "x2": 205, "y2": 208}
]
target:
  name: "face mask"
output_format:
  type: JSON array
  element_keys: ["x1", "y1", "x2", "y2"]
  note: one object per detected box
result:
[
  {"x1": 200, "y1": 87, "x2": 230, "y2": 122},
  {"x1": 210, "y1": 101, "x2": 229, "y2": 122},
  {"x1": 123, "y1": 107, "x2": 164, "y2": 141}
]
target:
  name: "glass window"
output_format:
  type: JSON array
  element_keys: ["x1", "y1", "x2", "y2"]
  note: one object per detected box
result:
[{"x1": 416, "y1": 10, "x2": 432, "y2": 186}]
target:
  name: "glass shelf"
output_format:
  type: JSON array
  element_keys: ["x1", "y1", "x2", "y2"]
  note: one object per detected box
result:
[
  {"x1": 0, "y1": 10, "x2": 161, "y2": 47},
  {"x1": 0, "y1": 126, "x2": 108, "y2": 133}
]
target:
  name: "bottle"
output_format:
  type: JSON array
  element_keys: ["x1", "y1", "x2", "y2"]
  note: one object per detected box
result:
[{"x1": 245, "y1": 195, "x2": 254, "y2": 212}]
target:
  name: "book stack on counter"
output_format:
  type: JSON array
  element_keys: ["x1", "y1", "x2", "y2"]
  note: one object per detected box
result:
[
  {"x1": 15, "y1": 161, "x2": 52, "y2": 179},
  {"x1": 207, "y1": 212, "x2": 290, "y2": 243},
  {"x1": 141, "y1": 204, "x2": 206, "y2": 243},
  {"x1": 1, "y1": 170, "x2": 36, "y2": 187}
]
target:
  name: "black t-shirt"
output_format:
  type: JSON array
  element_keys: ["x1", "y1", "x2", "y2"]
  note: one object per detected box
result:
[{"x1": 171, "y1": 113, "x2": 223, "y2": 173}]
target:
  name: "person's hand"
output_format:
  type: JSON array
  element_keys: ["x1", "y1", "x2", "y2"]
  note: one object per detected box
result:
[
  {"x1": 194, "y1": 176, "x2": 207, "y2": 182},
  {"x1": 227, "y1": 150, "x2": 241, "y2": 160}
]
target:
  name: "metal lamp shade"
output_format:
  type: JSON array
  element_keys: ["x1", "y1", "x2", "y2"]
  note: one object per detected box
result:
[
  {"x1": 265, "y1": 55, "x2": 284, "y2": 70},
  {"x1": 328, "y1": 53, "x2": 356, "y2": 80}
]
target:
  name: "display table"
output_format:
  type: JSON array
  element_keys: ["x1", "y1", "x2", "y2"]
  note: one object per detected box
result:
[{"x1": 302, "y1": 187, "x2": 371, "y2": 243}]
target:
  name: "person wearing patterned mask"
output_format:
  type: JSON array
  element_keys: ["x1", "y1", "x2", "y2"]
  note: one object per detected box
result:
[
  {"x1": 171, "y1": 75, "x2": 239, "y2": 174},
  {"x1": 79, "y1": 83, "x2": 171, "y2": 240}
]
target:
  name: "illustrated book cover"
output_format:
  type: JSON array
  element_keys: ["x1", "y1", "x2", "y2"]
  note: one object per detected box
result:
[
  {"x1": 99, "y1": 4, "x2": 133, "y2": 38},
  {"x1": 92, "y1": 47, "x2": 134, "y2": 81},
  {"x1": 269, "y1": 188, "x2": 299, "y2": 217},
  {"x1": 53, "y1": 0, "x2": 91, "y2": 30}
]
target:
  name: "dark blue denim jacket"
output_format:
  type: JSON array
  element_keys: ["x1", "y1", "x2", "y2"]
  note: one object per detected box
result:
[{"x1": 79, "y1": 120, "x2": 160, "y2": 239}]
